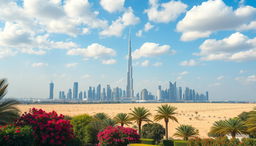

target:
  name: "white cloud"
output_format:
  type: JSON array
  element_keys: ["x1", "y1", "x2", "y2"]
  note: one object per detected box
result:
[
  {"x1": 236, "y1": 75, "x2": 256, "y2": 83},
  {"x1": 100, "y1": 7, "x2": 139, "y2": 37},
  {"x1": 179, "y1": 71, "x2": 189, "y2": 76},
  {"x1": 67, "y1": 43, "x2": 116, "y2": 61},
  {"x1": 66, "y1": 63, "x2": 78, "y2": 68},
  {"x1": 100, "y1": 0, "x2": 125, "y2": 13},
  {"x1": 0, "y1": 49, "x2": 16, "y2": 59},
  {"x1": 153, "y1": 62, "x2": 162, "y2": 67},
  {"x1": 136, "y1": 22, "x2": 154, "y2": 37},
  {"x1": 239, "y1": 70, "x2": 247, "y2": 74},
  {"x1": 0, "y1": 22, "x2": 77, "y2": 57},
  {"x1": 217, "y1": 76, "x2": 224, "y2": 80},
  {"x1": 32, "y1": 62, "x2": 48, "y2": 67},
  {"x1": 132, "y1": 42, "x2": 173, "y2": 59},
  {"x1": 145, "y1": 0, "x2": 187, "y2": 23},
  {"x1": 141, "y1": 60, "x2": 150, "y2": 67},
  {"x1": 81, "y1": 74, "x2": 91, "y2": 79},
  {"x1": 102, "y1": 59, "x2": 117, "y2": 64},
  {"x1": 198, "y1": 32, "x2": 256, "y2": 61},
  {"x1": 180, "y1": 59, "x2": 199, "y2": 66},
  {"x1": 177, "y1": 0, "x2": 256, "y2": 41}
]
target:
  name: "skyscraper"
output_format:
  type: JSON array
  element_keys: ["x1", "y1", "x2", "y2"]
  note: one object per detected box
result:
[
  {"x1": 73, "y1": 82, "x2": 78, "y2": 99},
  {"x1": 67, "y1": 88, "x2": 72, "y2": 99},
  {"x1": 126, "y1": 31, "x2": 134, "y2": 98},
  {"x1": 49, "y1": 81, "x2": 54, "y2": 99},
  {"x1": 96, "y1": 84, "x2": 101, "y2": 101}
]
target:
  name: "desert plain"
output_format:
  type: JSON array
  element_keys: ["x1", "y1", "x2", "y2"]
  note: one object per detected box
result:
[{"x1": 17, "y1": 103, "x2": 256, "y2": 138}]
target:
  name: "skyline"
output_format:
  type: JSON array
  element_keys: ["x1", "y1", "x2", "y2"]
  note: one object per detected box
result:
[{"x1": 0, "y1": 0, "x2": 255, "y2": 101}]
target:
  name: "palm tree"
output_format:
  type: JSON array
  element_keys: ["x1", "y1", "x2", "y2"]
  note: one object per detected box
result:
[
  {"x1": 94, "y1": 113, "x2": 109, "y2": 121},
  {"x1": 0, "y1": 79, "x2": 20, "y2": 125},
  {"x1": 209, "y1": 118, "x2": 246, "y2": 139},
  {"x1": 245, "y1": 111, "x2": 256, "y2": 133},
  {"x1": 173, "y1": 125, "x2": 199, "y2": 140},
  {"x1": 129, "y1": 107, "x2": 151, "y2": 135},
  {"x1": 154, "y1": 104, "x2": 178, "y2": 139},
  {"x1": 114, "y1": 113, "x2": 132, "y2": 127}
]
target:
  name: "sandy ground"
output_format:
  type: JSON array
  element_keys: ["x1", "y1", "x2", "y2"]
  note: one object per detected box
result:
[{"x1": 17, "y1": 103, "x2": 255, "y2": 138}]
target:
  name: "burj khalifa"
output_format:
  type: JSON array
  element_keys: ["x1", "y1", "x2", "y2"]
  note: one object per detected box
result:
[{"x1": 126, "y1": 31, "x2": 134, "y2": 98}]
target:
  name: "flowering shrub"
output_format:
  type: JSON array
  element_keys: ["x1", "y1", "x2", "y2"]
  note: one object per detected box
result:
[
  {"x1": 15, "y1": 108, "x2": 74, "y2": 145},
  {"x1": 0, "y1": 125, "x2": 34, "y2": 146},
  {"x1": 189, "y1": 137, "x2": 241, "y2": 146},
  {"x1": 97, "y1": 126, "x2": 140, "y2": 146}
]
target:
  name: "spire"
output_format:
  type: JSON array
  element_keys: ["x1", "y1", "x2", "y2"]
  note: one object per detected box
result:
[{"x1": 126, "y1": 29, "x2": 134, "y2": 98}]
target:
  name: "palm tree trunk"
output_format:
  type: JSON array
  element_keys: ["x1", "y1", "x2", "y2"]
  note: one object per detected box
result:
[
  {"x1": 121, "y1": 123, "x2": 124, "y2": 127},
  {"x1": 138, "y1": 121, "x2": 142, "y2": 136},
  {"x1": 231, "y1": 132, "x2": 236, "y2": 139},
  {"x1": 165, "y1": 119, "x2": 168, "y2": 139}
]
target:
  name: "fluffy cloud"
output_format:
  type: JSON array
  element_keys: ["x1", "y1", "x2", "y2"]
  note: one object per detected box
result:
[
  {"x1": 132, "y1": 42, "x2": 173, "y2": 59},
  {"x1": 145, "y1": 0, "x2": 187, "y2": 23},
  {"x1": 217, "y1": 76, "x2": 224, "y2": 80},
  {"x1": 100, "y1": 0, "x2": 125, "y2": 13},
  {"x1": 67, "y1": 43, "x2": 116, "y2": 63},
  {"x1": 153, "y1": 62, "x2": 162, "y2": 67},
  {"x1": 198, "y1": 32, "x2": 256, "y2": 61},
  {"x1": 236, "y1": 75, "x2": 256, "y2": 83},
  {"x1": 136, "y1": 22, "x2": 154, "y2": 37},
  {"x1": 102, "y1": 59, "x2": 117, "y2": 64},
  {"x1": 0, "y1": 22, "x2": 77, "y2": 57},
  {"x1": 180, "y1": 59, "x2": 199, "y2": 66},
  {"x1": 141, "y1": 60, "x2": 150, "y2": 67},
  {"x1": 100, "y1": 7, "x2": 139, "y2": 37},
  {"x1": 177, "y1": 0, "x2": 256, "y2": 41},
  {"x1": 32, "y1": 62, "x2": 48, "y2": 67},
  {"x1": 179, "y1": 71, "x2": 189, "y2": 76},
  {"x1": 66, "y1": 63, "x2": 78, "y2": 68}
]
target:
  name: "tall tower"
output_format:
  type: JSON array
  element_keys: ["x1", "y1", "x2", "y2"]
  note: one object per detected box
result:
[
  {"x1": 126, "y1": 30, "x2": 134, "y2": 98},
  {"x1": 73, "y1": 82, "x2": 78, "y2": 99},
  {"x1": 49, "y1": 81, "x2": 54, "y2": 99}
]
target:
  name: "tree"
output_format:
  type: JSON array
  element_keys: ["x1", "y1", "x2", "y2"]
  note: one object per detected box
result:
[
  {"x1": 173, "y1": 125, "x2": 199, "y2": 140},
  {"x1": 94, "y1": 113, "x2": 109, "y2": 120},
  {"x1": 245, "y1": 110, "x2": 256, "y2": 134},
  {"x1": 0, "y1": 79, "x2": 20, "y2": 125},
  {"x1": 209, "y1": 118, "x2": 246, "y2": 139},
  {"x1": 114, "y1": 113, "x2": 132, "y2": 127},
  {"x1": 154, "y1": 104, "x2": 178, "y2": 139},
  {"x1": 142, "y1": 123, "x2": 165, "y2": 144},
  {"x1": 129, "y1": 107, "x2": 151, "y2": 135}
]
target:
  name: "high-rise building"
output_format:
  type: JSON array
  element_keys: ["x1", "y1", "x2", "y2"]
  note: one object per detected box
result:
[
  {"x1": 126, "y1": 31, "x2": 134, "y2": 98},
  {"x1": 67, "y1": 88, "x2": 72, "y2": 99},
  {"x1": 49, "y1": 81, "x2": 54, "y2": 99},
  {"x1": 106, "y1": 85, "x2": 112, "y2": 101},
  {"x1": 84, "y1": 90, "x2": 86, "y2": 99},
  {"x1": 157, "y1": 85, "x2": 162, "y2": 100},
  {"x1": 102, "y1": 88, "x2": 106, "y2": 101},
  {"x1": 73, "y1": 82, "x2": 78, "y2": 99},
  {"x1": 92, "y1": 87, "x2": 96, "y2": 100},
  {"x1": 79, "y1": 91, "x2": 83, "y2": 100},
  {"x1": 206, "y1": 91, "x2": 209, "y2": 100},
  {"x1": 178, "y1": 87, "x2": 182, "y2": 100},
  {"x1": 141, "y1": 89, "x2": 148, "y2": 100},
  {"x1": 96, "y1": 84, "x2": 101, "y2": 101},
  {"x1": 88, "y1": 87, "x2": 92, "y2": 101}
]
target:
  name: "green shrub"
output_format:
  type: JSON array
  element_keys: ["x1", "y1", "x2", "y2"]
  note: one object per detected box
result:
[
  {"x1": 142, "y1": 123, "x2": 165, "y2": 144},
  {"x1": 241, "y1": 138, "x2": 256, "y2": 145},
  {"x1": 174, "y1": 140, "x2": 188, "y2": 146},
  {"x1": 160, "y1": 139, "x2": 174, "y2": 146},
  {"x1": 0, "y1": 125, "x2": 34, "y2": 146},
  {"x1": 141, "y1": 138, "x2": 155, "y2": 144},
  {"x1": 71, "y1": 114, "x2": 94, "y2": 145}
]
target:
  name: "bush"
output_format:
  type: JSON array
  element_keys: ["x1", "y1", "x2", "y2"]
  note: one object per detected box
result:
[
  {"x1": 70, "y1": 114, "x2": 95, "y2": 145},
  {"x1": 140, "y1": 138, "x2": 155, "y2": 144},
  {"x1": 241, "y1": 138, "x2": 256, "y2": 145},
  {"x1": 160, "y1": 139, "x2": 174, "y2": 146},
  {"x1": 15, "y1": 108, "x2": 74, "y2": 145},
  {"x1": 0, "y1": 125, "x2": 34, "y2": 146},
  {"x1": 97, "y1": 126, "x2": 140, "y2": 146},
  {"x1": 142, "y1": 123, "x2": 165, "y2": 144},
  {"x1": 174, "y1": 140, "x2": 188, "y2": 146}
]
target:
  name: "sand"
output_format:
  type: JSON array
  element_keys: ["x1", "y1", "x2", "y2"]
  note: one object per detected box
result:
[{"x1": 17, "y1": 103, "x2": 256, "y2": 138}]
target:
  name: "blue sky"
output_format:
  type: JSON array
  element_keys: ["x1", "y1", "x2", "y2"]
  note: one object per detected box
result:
[{"x1": 0, "y1": 0, "x2": 256, "y2": 101}]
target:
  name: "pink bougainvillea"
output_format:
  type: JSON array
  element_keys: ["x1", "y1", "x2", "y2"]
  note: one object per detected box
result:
[
  {"x1": 97, "y1": 126, "x2": 140, "y2": 146},
  {"x1": 15, "y1": 108, "x2": 74, "y2": 145}
]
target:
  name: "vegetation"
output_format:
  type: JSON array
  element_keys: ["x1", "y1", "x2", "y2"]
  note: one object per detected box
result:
[
  {"x1": 154, "y1": 104, "x2": 178, "y2": 139},
  {"x1": 0, "y1": 125, "x2": 34, "y2": 146},
  {"x1": 174, "y1": 125, "x2": 199, "y2": 140},
  {"x1": 130, "y1": 107, "x2": 152, "y2": 135},
  {"x1": 0, "y1": 79, "x2": 20, "y2": 125},
  {"x1": 70, "y1": 114, "x2": 94, "y2": 145},
  {"x1": 142, "y1": 123, "x2": 165, "y2": 144},
  {"x1": 94, "y1": 112, "x2": 109, "y2": 120},
  {"x1": 114, "y1": 113, "x2": 132, "y2": 127},
  {"x1": 208, "y1": 117, "x2": 246, "y2": 139}
]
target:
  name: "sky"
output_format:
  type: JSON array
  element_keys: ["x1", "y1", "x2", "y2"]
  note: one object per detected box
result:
[{"x1": 0, "y1": 0, "x2": 256, "y2": 101}]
